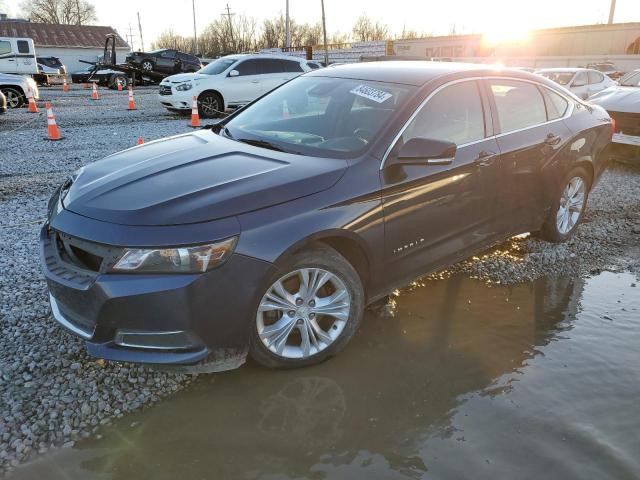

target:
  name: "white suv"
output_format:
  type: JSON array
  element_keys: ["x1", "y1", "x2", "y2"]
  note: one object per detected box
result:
[{"x1": 158, "y1": 54, "x2": 313, "y2": 117}]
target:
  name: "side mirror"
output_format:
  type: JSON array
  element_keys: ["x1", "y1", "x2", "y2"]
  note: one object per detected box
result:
[
  {"x1": 389, "y1": 138, "x2": 457, "y2": 166},
  {"x1": 228, "y1": 69, "x2": 239, "y2": 77}
]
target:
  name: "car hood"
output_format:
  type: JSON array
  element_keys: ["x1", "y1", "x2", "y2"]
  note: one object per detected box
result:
[
  {"x1": 63, "y1": 130, "x2": 347, "y2": 226},
  {"x1": 588, "y1": 86, "x2": 640, "y2": 113},
  {"x1": 162, "y1": 73, "x2": 209, "y2": 84}
]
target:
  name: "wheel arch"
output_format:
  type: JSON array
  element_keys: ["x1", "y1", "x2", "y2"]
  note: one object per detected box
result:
[
  {"x1": 274, "y1": 229, "x2": 372, "y2": 291},
  {"x1": 1, "y1": 84, "x2": 25, "y2": 96},
  {"x1": 199, "y1": 88, "x2": 225, "y2": 110},
  {"x1": 572, "y1": 155, "x2": 595, "y2": 188}
]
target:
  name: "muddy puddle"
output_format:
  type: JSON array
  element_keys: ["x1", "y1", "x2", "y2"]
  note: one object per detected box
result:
[{"x1": 8, "y1": 271, "x2": 640, "y2": 480}]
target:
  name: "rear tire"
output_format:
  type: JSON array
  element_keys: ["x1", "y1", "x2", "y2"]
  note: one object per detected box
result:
[
  {"x1": 141, "y1": 59, "x2": 154, "y2": 72},
  {"x1": 249, "y1": 245, "x2": 365, "y2": 369},
  {"x1": 538, "y1": 166, "x2": 591, "y2": 243}
]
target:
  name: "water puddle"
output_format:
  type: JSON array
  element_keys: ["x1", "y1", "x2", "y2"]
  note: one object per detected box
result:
[{"x1": 8, "y1": 271, "x2": 640, "y2": 479}]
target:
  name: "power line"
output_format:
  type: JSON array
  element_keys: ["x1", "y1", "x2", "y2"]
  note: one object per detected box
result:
[{"x1": 222, "y1": 4, "x2": 235, "y2": 49}]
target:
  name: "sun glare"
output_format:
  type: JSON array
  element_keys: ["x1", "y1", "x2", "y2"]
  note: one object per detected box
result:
[{"x1": 482, "y1": 26, "x2": 532, "y2": 46}]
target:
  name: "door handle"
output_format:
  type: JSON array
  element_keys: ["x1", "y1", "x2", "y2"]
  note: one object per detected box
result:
[
  {"x1": 475, "y1": 150, "x2": 497, "y2": 167},
  {"x1": 544, "y1": 133, "x2": 562, "y2": 146}
]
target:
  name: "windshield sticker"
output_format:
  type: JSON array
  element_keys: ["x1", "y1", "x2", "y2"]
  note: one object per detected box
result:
[{"x1": 350, "y1": 85, "x2": 393, "y2": 103}]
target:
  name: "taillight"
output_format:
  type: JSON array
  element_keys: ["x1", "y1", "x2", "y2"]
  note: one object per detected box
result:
[{"x1": 610, "y1": 117, "x2": 616, "y2": 137}]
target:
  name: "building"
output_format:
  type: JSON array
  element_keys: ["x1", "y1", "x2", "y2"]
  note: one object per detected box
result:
[
  {"x1": 392, "y1": 22, "x2": 640, "y2": 70},
  {"x1": 0, "y1": 16, "x2": 129, "y2": 73}
]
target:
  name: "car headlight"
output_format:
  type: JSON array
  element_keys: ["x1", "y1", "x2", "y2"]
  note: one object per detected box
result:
[
  {"x1": 112, "y1": 237, "x2": 237, "y2": 273},
  {"x1": 175, "y1": 82, "x2": 192, "y2": 91}
]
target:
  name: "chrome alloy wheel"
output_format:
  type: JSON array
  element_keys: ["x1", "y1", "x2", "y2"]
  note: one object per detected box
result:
[
  {"x1": 4, "y1": 89, "x2": 21, "y2": 108},
  {"x1": 556, "y1": 176, "x2": 586, "y2": 235},
  {"x1": 199, "y1": 96, "x2": 220, "y2": 116},
  {"x1": 256, "y1": 268, "x2": 351, "y2": 359}
]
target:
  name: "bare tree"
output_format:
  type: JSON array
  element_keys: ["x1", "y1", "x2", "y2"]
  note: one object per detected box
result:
[
  {"x1": 351, "y1": 15, "x2": 388, "y2": 42},
  {"x1": 20, "y1": 0, "x2": 96, "y2": 25},
  {"x1": 152, "y1": 29, "x2": 192, "y2": 52}
]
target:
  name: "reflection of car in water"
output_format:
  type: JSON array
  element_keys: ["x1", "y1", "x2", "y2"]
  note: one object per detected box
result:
[{"x1": 42, "y1": 274, "x2": 585, "y2": 480}]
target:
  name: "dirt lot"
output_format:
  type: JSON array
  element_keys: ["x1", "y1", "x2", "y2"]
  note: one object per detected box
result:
[{"x1": 0, "y1": 84, "x2": 639, "y2": 475}]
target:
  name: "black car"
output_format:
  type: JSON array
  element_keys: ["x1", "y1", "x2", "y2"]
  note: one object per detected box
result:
[
  {"x1": 126, "y1": 49, "x2": 202, "y2": 74},
  {"x1": 41, "y1": 62, "x2": 612, "y2": 371}
]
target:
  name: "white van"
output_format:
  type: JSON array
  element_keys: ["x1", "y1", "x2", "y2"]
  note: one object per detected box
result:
[{"x1": 0, "y1": 37, "x2": 38, "y2": 75}]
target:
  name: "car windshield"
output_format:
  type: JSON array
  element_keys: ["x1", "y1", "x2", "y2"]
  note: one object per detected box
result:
[
  {"x1": 619, "y1": 71, "x2": 640, "y2": 87},
  {"x1": 199, "y1": 58, "x2": 238, "y2": 75},
  {"x1": 222, "y1": 76, "x2": 415, "y2": 158},
  {"x1": 537, "y1": 71, "x2": 575, "y2": 86}
]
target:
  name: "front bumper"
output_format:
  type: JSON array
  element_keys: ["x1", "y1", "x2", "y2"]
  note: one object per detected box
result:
[
  {"x1": 158, "y1": 90, "x2": 192, "y2": 111},
  {"x1": 40, "y1": 223, "x2": 274, "y2": 366},
  {"x1": 612, "y1": 133, "x2": 640, "y2": 147}
]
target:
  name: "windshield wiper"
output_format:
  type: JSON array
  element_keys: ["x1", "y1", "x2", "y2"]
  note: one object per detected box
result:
[{"x1": 236, "y1": 138, "x2": 286, "y2": 152}]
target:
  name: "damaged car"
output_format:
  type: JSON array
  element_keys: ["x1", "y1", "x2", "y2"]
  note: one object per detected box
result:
[{"x1": 41, "y1": 62, "x2": 613, "y2": 371}]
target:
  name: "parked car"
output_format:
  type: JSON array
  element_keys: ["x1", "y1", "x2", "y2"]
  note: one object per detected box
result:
[
  {"x1": 586, "y1": 62, "x2": 625, "y2": 81},
  {"x1": 536, "y1": 68, "x2": 616, "y2": 99},
  {"x1": 0, "y1": 37, "x2": 37, "y2": 75},
  {"x1": 0, "y1": 72, "x2": 38, "y2": 108},
  {"x1": 41, "y1": 63, "x2": 612, "y2": 370},
  {"x1": 589, "y1": 69, "x2": 640, "y2": 161},
  {"x1": 0, "y1": 90, "x2": 6, "y2": 114},
  {"x1": 71, "y1": 65, "x2": 129, "y2": 89},
  {"x1": 126, "y1": 49, "x2": 202, "y2": 74},
  {"x1": 37, "y1": 56, "x2": 66, "y2": 75},
  {"x1": 158, "y1": 53, "x2": 313, "y2": 117}
]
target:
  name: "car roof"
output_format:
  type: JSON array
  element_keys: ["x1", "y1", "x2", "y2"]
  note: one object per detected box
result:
[
  {"x1": 305, "y1": 61, "x2": 545, "y2": 86},
  {"x1": 222, "y1": 53, "x2": 305, "y2": 62}
]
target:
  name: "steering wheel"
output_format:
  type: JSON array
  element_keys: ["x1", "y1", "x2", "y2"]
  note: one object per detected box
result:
[{"x1": 353, "y1": 128, "x2": 374, "y2": 144}]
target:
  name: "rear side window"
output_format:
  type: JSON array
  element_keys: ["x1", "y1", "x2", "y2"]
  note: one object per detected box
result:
[
  {"x1": 542, "y1": 88, "x2": 569, "y2": 121},
  {"x1": 257, "y1": 59, "x2": 282, "y2": 74},
  {"x1": 235, "y1": 59, "x2": 259, "y2": 76},
  {"x1": 281, "y1": 60, "x2": 303, "y2": 73},
  {"x1": 307, "y1": 61, "x2": 320, "y2": 70},
  {"x1": 17, "y1": 40, "x2": 29, "y2": 54},
  {"x1": 573, "y1": 71, "x2": 588, "y2": 86},
  {"x1": 588, "y1": 71, "x2": 604, "y2": 84},
  {"x1": 402, "y1": 80, "x2": 486, "y2": 146},
  {"x1": 0, "y1": 41, "x2": 10, "y2": 56},
  {"x1": 489, "y1": 80, "x2": 547, "y2": 133}
]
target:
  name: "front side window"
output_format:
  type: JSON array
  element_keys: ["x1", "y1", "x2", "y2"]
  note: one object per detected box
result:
[
  {"x1": 17, "y1": 40, "x2": 30, "y2": 54},
  {"x1": 588, "y1": 71, "x2": 604, "y2": 84},
  {"x1": 620, "y1": 71, "x2": 640, "y2": 87},
  {"x1": 573, "y1": 72, "x2": 588, "y2": 86},
  {"x1": 0, "y1": 41, "x2": 11, "y2": 56},
  {"x1": 489, "y1": 80, "x2": 547, "y2": 133},
  {"x1": 235, "y1": 59, "x2": 259, "y2": 76},
  {"x1": 402, "y1": 81, "x2": 485, "y2": 146},
  {"x1": 159, "y1": 50, "x2": 175, "y2": 59},
  {"x1": 223, "y1": 76, "x2": 414, "y2": 158}
]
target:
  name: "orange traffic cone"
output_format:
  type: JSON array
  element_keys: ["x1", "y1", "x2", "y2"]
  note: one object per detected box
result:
[
  {"x1": 27, "y1": 88, "x2": 38, "y2": 113},
  {"x1": 45, "y1": 102, "x2": 62, "y2": 141},
  {"x1": 127, "y1": 87, "x2": 136, "y2": 110},
  {"x1": 136, "y1": 136, "x2": 144, "y2": 145},
  {"x1": 117, "y1": 79, "x2": 123, "y2": 92},
  {"x1": 63, "y1": 78, "x2": 69, "y2": 92},
  {"x1": 189, "y1": 96, "x2": 200, "y2": 127},
  {"x1": 91, "y1": 82, "x2": 99, "y2": 100}
]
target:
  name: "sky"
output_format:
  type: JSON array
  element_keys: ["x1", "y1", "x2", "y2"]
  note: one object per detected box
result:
[{"x1": 2, "y1": 0, "x2": 640, "y2": 50}]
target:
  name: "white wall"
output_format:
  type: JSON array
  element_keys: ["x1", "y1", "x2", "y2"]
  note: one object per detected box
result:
[{"x1": 34, "y1": 46, "x2": 130, "y2": 73}]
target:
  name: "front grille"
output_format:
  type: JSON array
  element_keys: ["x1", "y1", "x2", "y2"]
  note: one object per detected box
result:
[
  {"x1": 609, "y1": 111, "x2": 640, "y2": 136},
  {"x1": 159, "y1": 85, "x2": 172, "y2": 96}
]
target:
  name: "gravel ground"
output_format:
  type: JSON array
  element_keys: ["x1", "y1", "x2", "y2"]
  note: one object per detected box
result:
[{"x1": 1, "y1": 85, "x2": 639, "y2": 475}]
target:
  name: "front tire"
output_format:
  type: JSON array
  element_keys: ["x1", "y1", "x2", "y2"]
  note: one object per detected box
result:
[
  {"x1": 538, "y1": 166, "x2": 591, "y2": 242},
  {"x1": 250, "y1": 245, "x2": 365, "y2": 369},
  {"x1": 197, "y1": 91, "x2": 223, "y2": 118},
  {"x1": 1, "y1": 88, "x2": 24, "y2": 108}
]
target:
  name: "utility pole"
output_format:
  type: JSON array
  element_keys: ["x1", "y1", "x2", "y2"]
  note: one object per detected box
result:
[
  {"x1": 285, "y1": 0, "x2": 291, "y2": 49},
  {"x1": 320, "y1": 0, "x2": 328, "y2": 65},
  {"x1": 137, "y1": 12, "x2": 144, "y2": 52},
  {"x1": 222, "y1": 4, "x2": 235, "y2": 51},
  {"x1": 608, "y1": 0, "x2": 616, "y2": 24},
  {"x1": 192, "y1": 0, "x2": 198, "y2": 55},
  {"x1": 127, "y1": 24, "x2": 136, "y2": 51}
]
